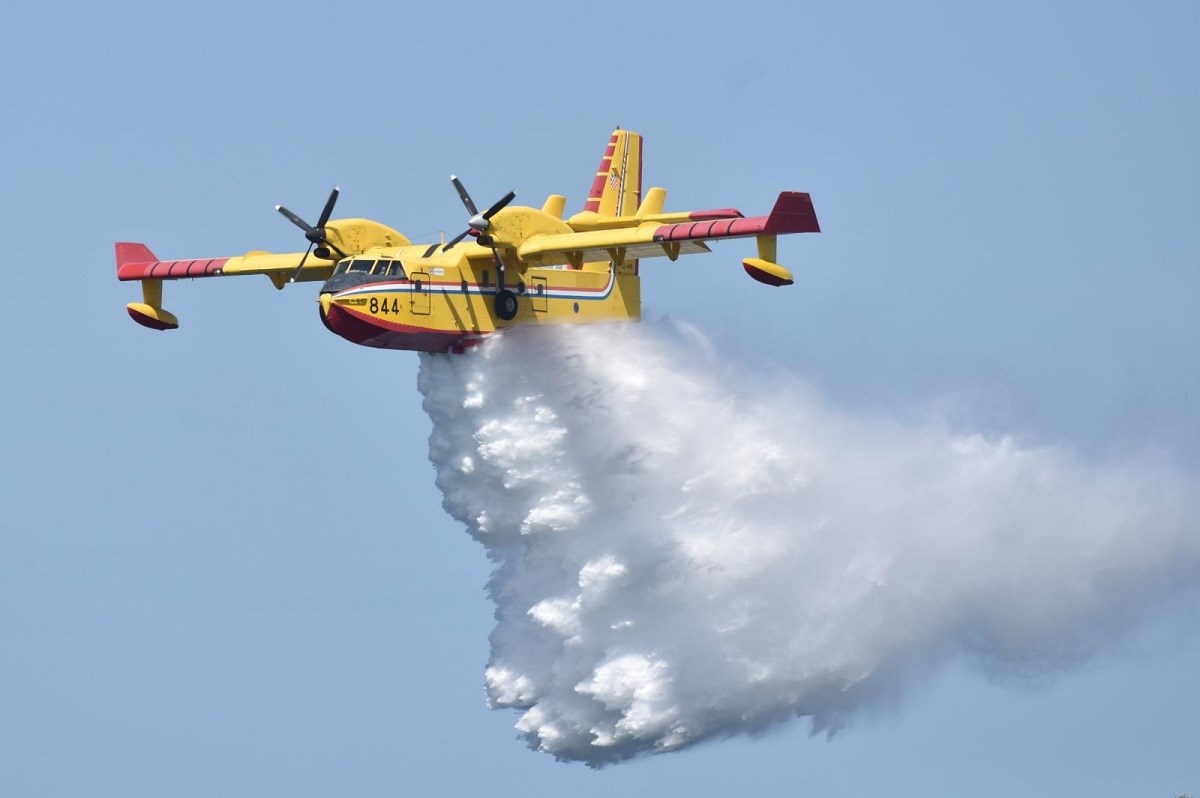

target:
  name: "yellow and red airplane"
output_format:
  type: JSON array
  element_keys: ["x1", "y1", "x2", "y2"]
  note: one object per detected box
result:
[{"x1": 116, "y1": 129, "x2": 820, "y2": 353}]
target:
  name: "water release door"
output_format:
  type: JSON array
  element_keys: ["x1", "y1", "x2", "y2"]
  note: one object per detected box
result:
[
  {"x1": 531, "y1": 275, "x2": 548, "y2": 312},
  {"x1": 410, "y1": 271, "x2": 431, "y2": 315}
]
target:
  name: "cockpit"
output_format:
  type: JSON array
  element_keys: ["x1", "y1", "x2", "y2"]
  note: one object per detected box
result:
[
  {"x1": 331, "y1": 258, "x2": 407, "y2": 279},
  {"x1": 320, "y1": 257, "x2": 407, "y2": 294}
]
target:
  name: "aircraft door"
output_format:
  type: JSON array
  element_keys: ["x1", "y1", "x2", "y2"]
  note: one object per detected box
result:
[
  {"x1": 410, "y1": 270, "x2": 431, "y2": 315},
  {"x1": 531, "y1": 276, "x2": 548, "y2": 312}
]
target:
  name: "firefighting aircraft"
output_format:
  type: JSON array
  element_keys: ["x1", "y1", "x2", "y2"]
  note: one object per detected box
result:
[{"x1": 116, "y1": 129, "x2": 820, "y2": 353}]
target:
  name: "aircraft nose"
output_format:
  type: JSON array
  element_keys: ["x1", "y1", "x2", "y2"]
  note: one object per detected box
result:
[{"x1": 318, "y1": 292, "x2": 337, "y2": 334}]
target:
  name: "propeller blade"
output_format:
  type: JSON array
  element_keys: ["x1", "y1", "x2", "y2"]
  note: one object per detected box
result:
[
  {"x1": 446, "y1": 179, "x2": 515, "y2": 251},
  {"x1": 277, "y1": 189, "x2": 347, "y2": 275},
  {"x1": 315, "y1": 185, "x2": 340, "y2": 228},
  {"x1": 288, "y1": 241, "x2": 315, "y2": 283},
  {"x1": 442, "y1": 228, "x2": 472, "y2": 251},
  {"x1": 276, "y1": 204, "x2": 317, "y2": 236},
  {"x1": 450, "y1": 176, "x2": 479, "y2": 216},
  {"x1": 482, "y1": 190, "x2": 516, "y2": 220}
]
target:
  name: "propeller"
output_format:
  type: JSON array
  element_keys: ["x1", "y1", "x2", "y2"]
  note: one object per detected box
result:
[
  {"x1": 442, "y1": 176, "x2": 516, "y2": 251},
  {"x1": 439, "y1": 175, "x2": 521, "y2": 318},
  {"x1": 276, "y1": 186, "x2": 348, "y2": 283}
]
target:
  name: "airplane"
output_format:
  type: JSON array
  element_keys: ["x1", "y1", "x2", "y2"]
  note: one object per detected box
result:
[{"x1": 115, "y1": 128, "x2": 820, "y2": 354}]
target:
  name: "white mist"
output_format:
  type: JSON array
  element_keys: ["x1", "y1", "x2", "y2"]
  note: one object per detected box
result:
[{"x1": 418, "y1": 321, "x2": 1199, "y2": 765}]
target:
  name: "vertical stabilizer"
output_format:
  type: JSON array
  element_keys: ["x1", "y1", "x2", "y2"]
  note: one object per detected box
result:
[{"x1": 583, "y1": 128, "x2": 643, "y2": 217}]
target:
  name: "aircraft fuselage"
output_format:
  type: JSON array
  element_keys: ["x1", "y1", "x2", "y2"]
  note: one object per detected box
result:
[{"x1": 318, "y1": 245, "x2": 640, "y2": 353}]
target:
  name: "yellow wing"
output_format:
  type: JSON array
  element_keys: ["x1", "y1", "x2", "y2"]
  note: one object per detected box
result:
[{"x1": 115, "y1": 219, "x2": 408, "y2": 330}]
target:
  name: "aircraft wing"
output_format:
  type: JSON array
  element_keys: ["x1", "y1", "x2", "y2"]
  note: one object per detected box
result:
[
  {"x1": 116, "y1": 217, "x2": 409, "y2": 329},
  {"x1": 518, "y1": 192, "x2": 819, "y2": 268},
  {"x1": 115, "y1": 242, "x2": 337, "y2": 330},
  {"x1": 115, "y1": 243, "x2": 337, "y2": 289}
]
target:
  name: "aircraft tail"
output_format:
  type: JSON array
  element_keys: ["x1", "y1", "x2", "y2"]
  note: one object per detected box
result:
[{"x1": 583, "y1": 128, "x2": 643, "y2": 217}]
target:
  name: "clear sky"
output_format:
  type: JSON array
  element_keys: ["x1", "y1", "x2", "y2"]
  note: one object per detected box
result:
[{"x1": 2, "y1": 0, "x2": 1198, "y2": 795}]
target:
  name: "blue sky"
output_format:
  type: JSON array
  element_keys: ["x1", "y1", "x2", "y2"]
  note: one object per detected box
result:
[{"x1": 2, "y1": 1, "x2": 1198, "y2": 795}]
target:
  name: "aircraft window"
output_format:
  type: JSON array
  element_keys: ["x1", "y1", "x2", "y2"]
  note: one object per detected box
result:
[
  {"x1": 387, "y1": 261, "x2": 406, "y2": 277},
  {"x1": 348, "y1": 259, "x2": 374, "y2": 273},
  {"x1": 333, "y1": 261, "x2": 350, "y2": 275},
  {"x1": 371, "y1": 260, "x2": 391, "y2": 275}
]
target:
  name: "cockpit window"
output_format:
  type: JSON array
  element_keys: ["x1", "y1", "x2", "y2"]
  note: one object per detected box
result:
[
  {"x1": 386, "y1": 261, "x2": 406, "y2": 278},
  {"x1": 348, "y1": 259, "x2": 374, "y2": 273},
  {"x1": 333, "y1": 261, "x2": 350, "y2": 275}
]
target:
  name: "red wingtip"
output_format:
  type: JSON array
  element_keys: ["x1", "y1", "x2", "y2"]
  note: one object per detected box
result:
[
  {"x1": 763, "y1": 192, "x2": 821, "y2": 234},
  {"x1": 115, "y1": 242, "x2": 159, "y2": 268}
]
